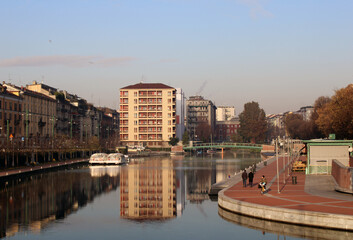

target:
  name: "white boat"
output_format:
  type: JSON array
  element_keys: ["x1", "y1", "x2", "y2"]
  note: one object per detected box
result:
[
  {"x1": 89, "y1": 153, "x2": 127, "y2": 165},
  {"x1": 207, "y1": 149, "x2": 217, "y2": 154}
]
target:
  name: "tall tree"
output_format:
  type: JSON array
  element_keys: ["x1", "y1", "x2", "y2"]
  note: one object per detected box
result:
[
  {"x1": 182, "y1": 131, "x2": 189, "y2": 145},
  {"x1": 169, "y1": 137, "x2": 179, "y2": 146},
  {"x1": 284, "y1": 113, "x2": 314, "y2": 140},
  {"x1": 316, "y1": 84, "x2": 353, "y2": 139},
  {"x1": 310, "y1": 96, "x2": 331, "y2": 138},
  {"x1": 195, "y1": 122, "x2": 212, "y2": 142},
  {"x1": 238, "y1": 101, "x2": 267, "y2": 143}
]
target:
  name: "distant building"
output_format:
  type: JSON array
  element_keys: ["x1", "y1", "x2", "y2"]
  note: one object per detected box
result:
[
  {"x1": 97, "y1": 107, "x2": 120, "y2": 148},
  {"x1": 297, "y1": 106, "x2": 314, "y2": 121},
  {"x1": 216, "y1": 106, "x2": 235, "y2": 121},
  {"x1": 216, "y1": 118, "x2": 240, "y2": 141},
  {"x1": 4, "y1": 83, "x2": 56, "y2": 146},
  {"x1": 267, "y1": 113, "x2": 285, "y2": 130},
  {"x1": 186, "y1": 96, "x2": 216, "y2": 141},
  {"x1": 0, "y1": 84, "x2": 22, "y2": 145},
  {"x1": 175, "y1": 88, "x2": 185, "y2": 140},
  {"x1": 119, "y1": 83, "x2": 176, "y2": 147}
]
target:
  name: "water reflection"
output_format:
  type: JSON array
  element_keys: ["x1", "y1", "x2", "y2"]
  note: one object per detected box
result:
[
  {"x1": 0, "y1": 152, "x2": 263, "y2": 239},
  {"x1": 219, "y1": 207, "x2": 353, "y2": 240},
  {"x1": 0, "y1": 167, "x2": 119, "y2": 238},
  {"x1": 120, "y1": 158, "x2": 180, "y2": 220}
]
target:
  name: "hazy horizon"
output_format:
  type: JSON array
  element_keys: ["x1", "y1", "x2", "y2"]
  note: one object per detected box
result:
[{"x1": 1, "y1": 0, "x2": 352, "y2": 115}]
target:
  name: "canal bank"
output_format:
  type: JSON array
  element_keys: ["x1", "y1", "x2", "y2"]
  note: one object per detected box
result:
[
  {"x1": 0, "y1": 158, "x2": 89, "y2": 179},
  {"x1": 218, "y1": 155, "x2": 353, "y2": 231}
]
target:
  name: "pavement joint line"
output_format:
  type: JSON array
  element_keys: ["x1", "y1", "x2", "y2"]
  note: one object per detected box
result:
[{"x1": 264, "y1": 193, "x2": 353, "y2": 210}]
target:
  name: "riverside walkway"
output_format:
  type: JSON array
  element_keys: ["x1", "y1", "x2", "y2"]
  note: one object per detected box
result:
[
  {"x1": 0, "y1": 158, "x2": 89, "y2": 178},
  {"x1": 218, "y1": 156, "x2": 353, "y2": 231}
]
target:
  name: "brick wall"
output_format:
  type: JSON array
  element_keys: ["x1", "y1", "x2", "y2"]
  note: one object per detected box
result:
[
  {"x1": 332, "y1": 159, "x2": 353, "y2": 191},
  {"x1": 262, "y1": 145, "x2": 275, "y2": 151}
]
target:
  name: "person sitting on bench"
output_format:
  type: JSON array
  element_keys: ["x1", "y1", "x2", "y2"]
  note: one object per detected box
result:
[{"x1": 259, "y1": 175, "x2": 267, "y2": 193}]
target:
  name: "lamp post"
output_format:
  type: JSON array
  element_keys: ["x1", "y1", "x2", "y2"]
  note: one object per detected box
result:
[
  {"x1": 276, "y1": 137, "x2": 280, "y2": 193},
  {"x1": 69, "y1": 118, "x2": 73, "y2": 139},
  {"x1": 6, "y1": 119, "x2": 9, "y2": 144},
  {"x1": 51, "y1": 115, "x2": 55, "y2": 149}
]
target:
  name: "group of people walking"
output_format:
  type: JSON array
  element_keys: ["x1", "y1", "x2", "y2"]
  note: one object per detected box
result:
[
  {"x1": 242, "y1": 170, "x2": 254, "y2": 187},
  {"x1": 241, "y1": 163, "x2": 267, "y2": 193}
]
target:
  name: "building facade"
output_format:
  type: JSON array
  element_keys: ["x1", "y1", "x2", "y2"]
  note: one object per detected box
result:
[
  {"x1": 297, "y1": 106, "x2": 314, "y2": 121},
  {"x1": 119, "y1": 83, "x2": 176, "y2": 147},
  {"x1": 0, "y1": 84, "x2": 23, "y2": 145},
  {"x1": 216, "y1": 106, "x2": 235, "y2": 121},
  {"x1": 216, "y1": 118, "x2": 240, "y2": 141},
  {"x1": 175, "y1": 88, "x2": 185, "y2": 140},
  {"x1": 186, "y1": 96, "x2": 216, "y2": 141},
  {"x1": 4, "y1": 83, "x2": 56, "y2": 146}
]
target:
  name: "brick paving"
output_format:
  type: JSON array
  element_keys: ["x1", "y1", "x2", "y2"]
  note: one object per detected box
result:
[{"x1": 223, "y1": 156, "x2": 353, "y2": 216}]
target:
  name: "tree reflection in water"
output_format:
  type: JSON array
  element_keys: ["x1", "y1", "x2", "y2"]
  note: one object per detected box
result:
[{"x1": 0, "y1": 166, "x2": 119, "y2": 238}]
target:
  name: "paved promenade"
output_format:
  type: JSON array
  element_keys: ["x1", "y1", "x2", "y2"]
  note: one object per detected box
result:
[
  {"x1": 218, "y1": 155, "x2": 353, "y2": 230},
  {"x1": 0, "y1": 158, "x2": 89, "y2": 178}
]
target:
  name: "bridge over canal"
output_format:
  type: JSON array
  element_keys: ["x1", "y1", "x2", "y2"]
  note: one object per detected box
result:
[{"x1": 183, "y1": 142, "x2": 263, "y2": 151}]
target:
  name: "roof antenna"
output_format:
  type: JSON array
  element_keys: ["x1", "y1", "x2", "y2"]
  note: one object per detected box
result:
[{"x1": 140, "y1": 75, "x2": 144, "y2": 83}]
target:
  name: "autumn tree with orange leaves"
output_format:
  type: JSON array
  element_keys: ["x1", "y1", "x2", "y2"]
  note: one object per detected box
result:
[{"x1": 315, "y1": 84, "x2": 353, "y2": 139}]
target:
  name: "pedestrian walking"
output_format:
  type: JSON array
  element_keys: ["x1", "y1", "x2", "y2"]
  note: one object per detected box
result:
[
  {"x1": 253, "y1": 162, "x2": 256, "y2": 173},
  {"x1": 248, "y1": 170, "x2": 254, "y2": 187},
  {"x1": 242, "y1": 170, "x2": 248, "y2": 187}
]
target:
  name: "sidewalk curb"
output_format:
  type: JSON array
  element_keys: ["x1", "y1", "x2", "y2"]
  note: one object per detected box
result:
[{"x1": 218, "y1": 178, "x2": 353, "y2": 231}]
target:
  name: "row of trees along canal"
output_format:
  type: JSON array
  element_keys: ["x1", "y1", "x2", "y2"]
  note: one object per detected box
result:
[
  {"x1": 238, "y1": 84, "x2": 353, "y2": 143},
  {"x1": 180, "y1": 83, "x2": 353, "y2": 145},
  {"x1": 0, "y1": 134, "x2": 118, "y2": 169}
]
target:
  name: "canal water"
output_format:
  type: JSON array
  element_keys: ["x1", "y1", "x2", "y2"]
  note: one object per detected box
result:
[{"x1": 0, "y1": 152, "x2": 351, "y2": 240}]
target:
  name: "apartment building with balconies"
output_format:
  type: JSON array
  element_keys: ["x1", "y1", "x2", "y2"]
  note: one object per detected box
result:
[
  {"x1": 186, "y1": 96, "x2": 216, "y2": 141},
  {"x1": 119, "y1": 83, "x2": 176, "y2": 147}
]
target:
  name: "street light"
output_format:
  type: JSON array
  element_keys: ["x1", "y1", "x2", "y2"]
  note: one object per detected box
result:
[
  {"x1": 69, "y1": 118, "x2": 73, "y2": 139},
  {"x1": 49, "y1": 116, "x2": 58, "y2": 150}
]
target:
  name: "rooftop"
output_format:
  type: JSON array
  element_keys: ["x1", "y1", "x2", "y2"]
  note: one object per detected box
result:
[{"x1": 121, "y1": 83, "x2": 174, "y2": 90}]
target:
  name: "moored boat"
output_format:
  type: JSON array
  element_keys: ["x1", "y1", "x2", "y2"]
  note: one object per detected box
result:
[{"x1": 89, "y1": 153, "x2": 127, "y2": 165}]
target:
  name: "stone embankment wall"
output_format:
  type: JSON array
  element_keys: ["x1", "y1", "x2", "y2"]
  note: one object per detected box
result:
[{"x1": 332, "y1": 159, "x2": 353, "y2": 193}]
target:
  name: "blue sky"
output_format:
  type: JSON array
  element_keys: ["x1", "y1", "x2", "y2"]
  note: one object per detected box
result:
[{"x1": 1, "y1": 0, "x2": 353, "y2": 115}]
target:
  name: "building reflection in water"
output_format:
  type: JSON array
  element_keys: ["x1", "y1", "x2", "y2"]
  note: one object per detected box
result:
[
  {"x1": 120, "y1": 158, "x2": 185, "y2": 220},
  {"x1": 0, "y1": 167, "x2": 120, "y2": 238},
  {"x1": 218, "y1": 207, "x2": 353, "y2": 240}
]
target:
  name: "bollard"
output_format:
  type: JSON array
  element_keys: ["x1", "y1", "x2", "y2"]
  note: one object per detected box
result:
[{"x1": 292, "y1": 176, "x2": 297, "y2": 184}]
